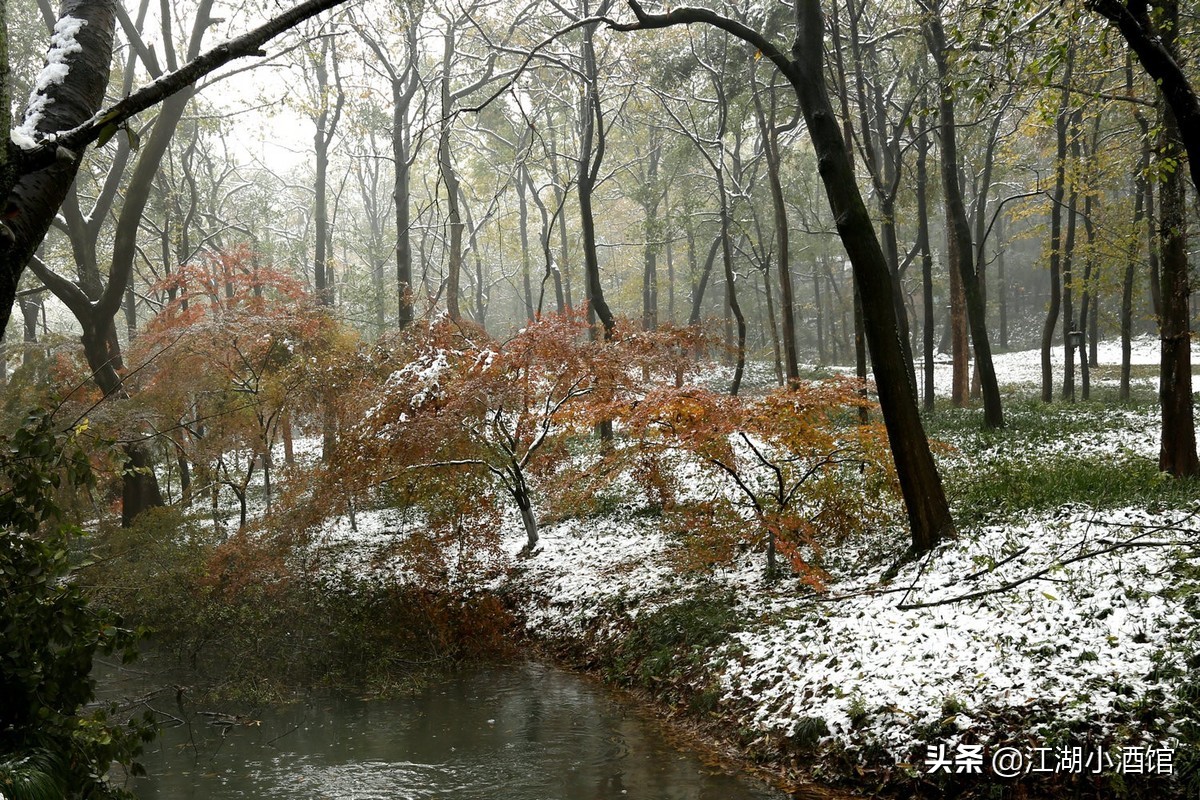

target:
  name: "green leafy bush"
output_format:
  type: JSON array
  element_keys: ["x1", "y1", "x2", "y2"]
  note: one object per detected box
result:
[
  {"x1": 606, "y1": 591, "x2": 739, "y2": 707},
  {"x1": 0, "y1": 411, "x2": 152, "y2": 799}
]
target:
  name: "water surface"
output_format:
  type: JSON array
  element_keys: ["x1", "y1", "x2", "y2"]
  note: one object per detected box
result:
[{"x1": 132, "y1": 661, "x2": 786, "y2": 799}]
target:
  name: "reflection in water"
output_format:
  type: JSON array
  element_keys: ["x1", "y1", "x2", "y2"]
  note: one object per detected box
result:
[{"x1": 133, "y1": 662, "x2": 785, "y2": 800}]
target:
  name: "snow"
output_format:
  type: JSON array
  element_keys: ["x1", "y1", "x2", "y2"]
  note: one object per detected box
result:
[
  {"x1": 497, "y1": 502, "x2": 1195, "y2": 761},
  {"x1": 929, "y1": 335, "x2": 1163, "y2": 396},
  {"x1": 716, "y1": 506, "x2": 1196, "y2": 758},
  {"x1": 11, "y1": 16, "x2": 88, "y2": 150},
  {"x1": 181, "y1": 338, "x2": 1197, "y2": 777},
  {"x1": 493, "y1": 336, "x2": 1195, "y2": 766}
]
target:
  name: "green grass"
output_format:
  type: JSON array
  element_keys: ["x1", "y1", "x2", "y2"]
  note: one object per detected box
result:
[
  {"x1": 922, "y1": 397, "x2": 1200, "y2": 524},
  {"x1": 923, "y1": 396, "x2": 1155, "y2": 443},
  {"x1": 605, "y1": 590, "x2": 740, "y2": 702},
  {"x1": 947, "y1": 454, "x2": 1199, "y2": 524}
]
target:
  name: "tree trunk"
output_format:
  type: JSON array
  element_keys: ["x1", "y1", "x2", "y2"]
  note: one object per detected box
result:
[
  {"x1": 177, "y1": 446, "x2": 192, "y2": 508},
  {"x1": 545, "y1": 111, "x2": 574, "y2": 312},
  {"x1": 439, "y1": 26, "x2": 464, "y2": 322},
  {"x1": 517, "y1": 166, "x2": 535, "y2": 321},
  {"x1": 393, "y1": 73, "x2": 415, "y2": 329},
  {"x1": 312, "y1": 37, "x2": 340, "y2": 307},
  {"x1": 665, "y1": 192, "x2": 676, "y2": 324},
  {"x1": 1061, "y1": 118, "x2": 1080, "y2": 403},
  {"x1": 642, "y1": 140, "x2": 660, "y2": 332},
  {"x1": 925, "y1": 7, "x2": 1002, "y2": 427},
  {"x1": 1041, "y1": 68, "x2": 1072, "y2": 404},
  {"x1": 751, "y1": 67, "x2": 799, "y2": 383},
  {"x1": 948, "y1": 230, "x2": 969, "y2": 406},
  {"x1": 916, "y1": 129, "x2": 936, "y2": 411},
  {"x1": 0, "y1": 0, "x2": 117, "y2": 337},
  {"x1": 1122, "y1": 101, "x2": 1150, "y2": 401},
  {"x1": 790, "y1": 0, "x2": 954, "y2": 553},
  {"x1": 525, "y1": 169, "x2": 565, "y2": 314},
  {"x1": 513, "y1": 474, "x2": 539, "y2": 551},
  {"x1": 997, "y1": 215, "x2": 1008, "y2": 350},
  {"x1": 1079, "y1": 192, "x2": 1096, "y2": 400},
  {"x1": 813, "y1": 268, "x2": 826, "y2": 365},
  {"x1": 578, "y1": 17, "x2": 614, "y2": 338},
  {"x1": 1157, "y1": 93, "x2": 1199, "y2": 476},
  {"x1": 715, "y1": 167, "x2": 746, "y2": 396},
  {"x1": 688, "y1": 237, "x2": 720, "y2": 327}
]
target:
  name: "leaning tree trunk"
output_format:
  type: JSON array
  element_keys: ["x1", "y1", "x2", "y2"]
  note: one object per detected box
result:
[
  {"x1": 791, "y1": 0, "x2": 954, "y2": 553},
  {"x1": 0, "y1": 0, "x2": 117, "y2": 337}
]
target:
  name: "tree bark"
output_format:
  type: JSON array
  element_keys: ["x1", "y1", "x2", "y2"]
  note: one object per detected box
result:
[
  {"x1": 394, "y1": 34, "x2": 419, "y2": 328},
  {"x1": 1041, "y1": 68, "x2": 1072, "y2": 404},
  {"x1": 923, "y1": 4, "x2": 1002, "y2": 427},
  {"x1": 751, "y1": 65, "x2": 799, "y2": 383},
  {"x1": 916, "y1": 126, "x2": 936, "y2": 412},
  {"x1": 439, "y1": 24, "x2": 465, "y2": 322},
  {"x1": 641, "y1": 139, "x2": 660, "y2": 332},
  {"x1": 715, "y1": 166, "x2": 746, "y2": 396},
  {"x1": 1061, "y1": 113, "x2": 1080, "y2": 403},
  {"x1": 517, "y1": 165, "x2": 535, "y2": 321},
  {"x1": 1157, "y1": 92, "x2": 1199, "y2": 475},
  {"x1": 578, "y1": 9, "x2": 615, "y2": 339},
  {"x1": 0, "y1": 0, "x2": 117, "y2": 336},
  {"x1": 1122, "y1": 97, "x2": 1149, "y2": 402}
]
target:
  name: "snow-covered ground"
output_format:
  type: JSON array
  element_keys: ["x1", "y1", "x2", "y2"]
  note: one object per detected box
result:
[
  {"x1": 928, "y1": 335, "x2": 1164, "y2": 395},
  {"x1": 504, "y1": 503, "x2": 1197, "y2": 765},
  {"x1": 213, "y1": 337, "x2": 1197, "y2": 786},
  {"x1": 505, "y1": 337, "x2": 1197, "y2": 779}
]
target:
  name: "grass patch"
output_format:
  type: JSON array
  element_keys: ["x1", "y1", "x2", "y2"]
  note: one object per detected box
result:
[
  {"x1": 923, "y1": 396, "x2": 1155, "y2": 445},
  {"x1": 920, "y1": 396, "x2": 1198, "y2": 522},
  {"x1": 947, "y1": 454, "x2": 1199, "y2": 524},
  {"x1": 605, "y1": 590, "x2": 740, "y2": 706}
]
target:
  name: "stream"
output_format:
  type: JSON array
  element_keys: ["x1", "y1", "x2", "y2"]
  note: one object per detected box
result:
[{"x1": 125, "y1": 661, "x2": 788, "y2": 799}]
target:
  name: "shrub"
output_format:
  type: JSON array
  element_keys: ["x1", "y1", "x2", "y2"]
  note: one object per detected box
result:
[{"x1": 0, "y1": 411, "x2": 152, "y2": 799}]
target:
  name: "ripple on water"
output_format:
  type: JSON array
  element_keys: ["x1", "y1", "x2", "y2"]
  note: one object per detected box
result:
[{"x1": 132, "y1": 663, "x2": 785, "y2": 800}]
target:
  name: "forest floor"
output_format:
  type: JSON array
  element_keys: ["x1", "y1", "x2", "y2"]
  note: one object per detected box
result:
[{"x1": 178, "y1": 337, "x2": 1200, "y2": 798}]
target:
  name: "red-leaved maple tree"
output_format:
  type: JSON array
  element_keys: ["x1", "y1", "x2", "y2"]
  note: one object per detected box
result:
[
  {"x1": 132, "y1": 245, "x2": 341, "y2": 529},
  {"x1": 624, "y1": 378, "x2": 899, "y2": 585},
  {"x1": 348, "y1": 310, "x2": 612, "y2": 551}
]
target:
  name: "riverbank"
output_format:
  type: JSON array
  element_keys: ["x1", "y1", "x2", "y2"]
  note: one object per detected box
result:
[
  {"x1": 93, "y1": 452, "x2": 1199, "y2": 798},
  {"x1": 90, "y1": 339, "x2": 1198, "y2": 798},
  {"x1": 500, "y1": 503, "x2": 1196, "y2": 799}
]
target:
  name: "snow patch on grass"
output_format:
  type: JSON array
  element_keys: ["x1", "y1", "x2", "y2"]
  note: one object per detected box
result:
[{"x1": 720, "y1": 506, "x2": 1197, "y2": 758}]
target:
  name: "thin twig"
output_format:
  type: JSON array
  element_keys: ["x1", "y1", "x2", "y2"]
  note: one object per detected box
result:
[{"x1": 896, "y1": 531, "x2": 1186, "y2": 611}]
